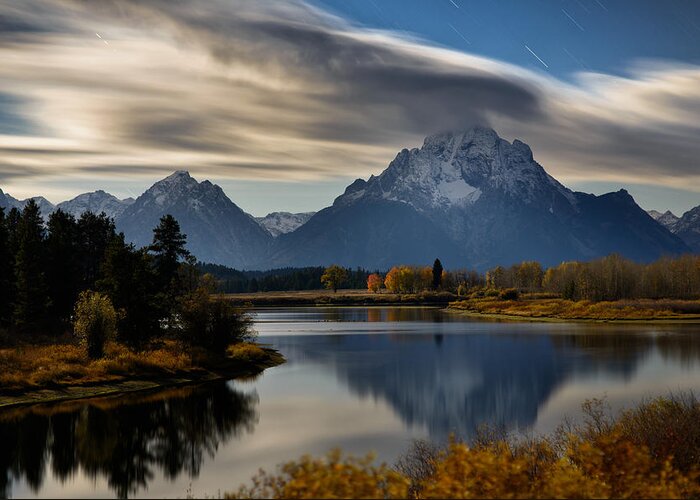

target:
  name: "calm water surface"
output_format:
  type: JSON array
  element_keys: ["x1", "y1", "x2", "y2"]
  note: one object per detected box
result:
[{"x1": 6, "y1": 306, "x2": 700, "y2": 498}]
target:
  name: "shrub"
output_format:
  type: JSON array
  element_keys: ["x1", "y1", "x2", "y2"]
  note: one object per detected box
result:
[
  {"x1": 498, "y1": 288, "x2": 520, "y2": 301},
  {"x1": 179, "y1": 284, "x2": 256, "y2": 355},
  {"x1": 227, "y1": 342, "x2": 268, "y2": 362},
  {"x1": 73, "y1": 290, "x2": 117, "y2": 359},
  {"x1": 232, "y1": 396, "x2": 700, "y2": 499},
  {"x1": 230, "y1": 450, "x2": 409, "y2": 499}
]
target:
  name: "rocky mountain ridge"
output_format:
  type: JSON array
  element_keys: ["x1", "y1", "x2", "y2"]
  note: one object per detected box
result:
[{"x1": 1, "y1": 127, "x2": 694, "y2": 269}]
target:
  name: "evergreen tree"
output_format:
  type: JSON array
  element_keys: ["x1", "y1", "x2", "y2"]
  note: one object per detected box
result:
[
  {"x1": 13, "y1": 200, "x2": 49, "y2": 332},
  {"x1": 76, "y1": 211, "x2": 116, "y2": 289},
  {"x1": 432, "y1": 258, "x2": 443, "y2": 290},
  {"x1": 46, "y1": 209, "x2": 80, "y2": 330},
  {"x1": 0, "y1": 208, "x2": 13, "y2": 325},
  {"x1": 6, "y1": 207, "x2": 20, "y2": 254},
  {"x1": 98, "y1": 235, "x2": 161, "y2": 347},
  {"x1": 149, "y1": 214, "x2": 190, "y2": 297}
]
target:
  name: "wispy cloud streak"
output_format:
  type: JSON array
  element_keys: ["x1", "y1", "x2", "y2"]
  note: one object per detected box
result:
[{"x1": 0, "y1": 0, "x2": 698, "y2": 195}]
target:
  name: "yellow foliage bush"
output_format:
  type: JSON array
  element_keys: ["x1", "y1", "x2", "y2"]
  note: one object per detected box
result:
[
  {"x1": 227, "y1": 342, "x2": 268, "y2": 362},
  {"x1": 230, "y1": 450, "x2": 409, "y2": 499},
  {"x1": 232, "y1": 398, "x2": 700, "y2": 499}
]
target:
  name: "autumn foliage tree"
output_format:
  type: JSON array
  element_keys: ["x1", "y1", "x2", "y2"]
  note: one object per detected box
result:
[
  {"x1": 73, "y1": 290, "x2": 117, "y2": 360},
  {"x1": 367, "y1": 273, "x2": 383, "y2": 293},
  {"x1": 321, "y1": 265, "x2": 348, "y2": 293}
]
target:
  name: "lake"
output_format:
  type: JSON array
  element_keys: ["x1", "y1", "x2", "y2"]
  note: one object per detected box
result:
[{"x1": 5, "y1": 306, "x2": 700, "y2": 498}]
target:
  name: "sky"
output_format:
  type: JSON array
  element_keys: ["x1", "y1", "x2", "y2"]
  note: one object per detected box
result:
[{"x1": 0, "y1": 0, "x2": 699, "y2": 216}]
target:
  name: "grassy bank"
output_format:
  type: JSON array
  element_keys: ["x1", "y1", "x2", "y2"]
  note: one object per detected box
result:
[
  {"x1": 0, "y1": 340, "x2": 284, "y2": 409},
  {"x1": 222, "y1": 289, "x2": 457, "y2": 306},
  {"x1": 448, "y1": 296, "x2": 700, "y2": 323}
]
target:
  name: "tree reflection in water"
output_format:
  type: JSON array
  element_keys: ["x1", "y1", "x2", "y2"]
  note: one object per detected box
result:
[{"x1": 0, "y1": 381, "x2": 258, "y2": 498}]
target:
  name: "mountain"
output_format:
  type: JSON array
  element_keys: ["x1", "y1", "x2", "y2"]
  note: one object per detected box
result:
[
  {"x1": 673, "y1": 206, "x2": 700, "y2": 252},
  {"x1": 0, "y1": 188, "x2": 55, "y2": 217},
  {"x1": 255, "y1": 211, "x2": 315, "y2": 237},
  {"x1": 115, "y1": 171, "x2": 272, "y2": 268},
  {"x1": 648, "y1": 210, "x2": 680, "y2": 230},
  {"x1": 648, "y1": 207, "x2": 700, "y2": 252},
  {"x1": 268, "y1": 127, "x2": 688, "y2": 270},
  {"x1": 57, "y1": 190, "x2": 134, "y2": 219}
]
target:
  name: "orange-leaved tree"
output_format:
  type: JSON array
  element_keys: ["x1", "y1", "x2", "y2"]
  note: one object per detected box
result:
[{"x1": 367, "y1": 273, "x2": 383, "y2": 293}]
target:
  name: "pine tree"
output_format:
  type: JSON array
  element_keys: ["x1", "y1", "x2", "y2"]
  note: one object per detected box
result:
[
  {"x1": 0, "y1": 208, "x2": 13, "y2": 325},
  {"x1": 13, "y1": 200, "x2": 50, "y2": 332},
  {"x1": 76, "y1": 211, "x2": 116, "y2": 289},
  {"x1": 98, "y1": 235, "x2": 161, "y2": 346},
  {"x1": 432, "y1": 258, "x2": 443, "y2": 290},
  {"x1": 46, "y1": 209, "x2": 80, "y2": 330},
  {"x1": 149, "y1": 214, "x2": 190, "y2": 296}
]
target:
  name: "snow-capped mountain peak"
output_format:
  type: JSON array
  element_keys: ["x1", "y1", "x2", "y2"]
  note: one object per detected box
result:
[
  {"x1": 115, "y1": 171, "x2": 272, "y2": 268},
  {"x1": 648, "y1": 209, "x2": 680, "y2": 230},
  {"x1": 335, "y1": 126, "x2": 574, "y2": 212},
  {"x1": 56, "y1": 190, "x2": 134, "y2": 219},
  {"x1": 255, "y1": 211, "x2": 316, "y2": 237},
  {"x1": 0, "y1": 189, "x2": 55, "y2": 219}
]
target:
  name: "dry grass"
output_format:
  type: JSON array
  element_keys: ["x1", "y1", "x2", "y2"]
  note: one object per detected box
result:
[
  {"x1": 449, "y1": 297, "x2": 700, "y2": 321},
  {"x1": 0, "y1": 340, "x2": 193, "y2": 393},
  {"x1": 0, "y1": 338, "x2": 281, "y2": 396}
]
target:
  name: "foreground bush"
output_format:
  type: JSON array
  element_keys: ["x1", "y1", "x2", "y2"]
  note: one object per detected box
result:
[
  {"x1": 231, "y1": 395, "x2": 700, "y2": 499},
  {"x1": 231, "y1": 450, "x2": 410, "y2": 499},
  {"x1": 73, "y1": 290, "x2": 117, "y2": 359}
]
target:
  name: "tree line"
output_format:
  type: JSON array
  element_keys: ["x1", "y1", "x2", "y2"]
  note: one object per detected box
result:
[
  {"x1": 198, "y1": 263, "x2": 374, "y2": 293},
  {"x1": 0, "y1": 200, "x2": 252, "y2": 356},
  {"x1": 361, "y1": 254, "x2": 700, "y2": 301}
]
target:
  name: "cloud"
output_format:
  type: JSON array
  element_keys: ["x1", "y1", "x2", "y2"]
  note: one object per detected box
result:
[{"x1": 0, "y1": 0, "x2": 699, "y2": 196}]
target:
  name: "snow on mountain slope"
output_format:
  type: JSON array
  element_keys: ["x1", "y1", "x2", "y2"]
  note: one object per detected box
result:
[
  {"x1": 0, "y1": 189, "x2": 55, "y2": 218},
  {"x1": 672, "y1": 206, "x2": 700, "y2": 252},
  {"x1": 336, "y1": 126, "x2": 576, "y2": 214},
  {"x1": 269, "y1": 126, "x2": 689, "y2": 270},
  {"x1": 116, "y1": 171, "x2": 272, "y2": 268},
  {"x1": 255, "y1": 211, "x2": 315, "y2": 237},
  {"x1": 57, "y1": 190, "x2": 134, "y2": 219}
]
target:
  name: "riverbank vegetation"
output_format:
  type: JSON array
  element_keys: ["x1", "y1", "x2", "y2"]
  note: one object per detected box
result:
[
  {"x1": 0, "y1": 202, "x2": 280, "y2": 400},
  {"x1": 449, "y1": 254, "x2": 700, "y2": 321},
  {"x1": 449, "y1": 296, "x2": 700, "y2": 321},
  {"x1": 231, "y1": 394, "x2": 700, "y2": 499}
]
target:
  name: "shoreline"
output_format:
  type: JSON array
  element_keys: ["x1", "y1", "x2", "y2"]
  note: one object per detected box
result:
[
  {"x1": 445, "y1": 306, "x2": 700, "y2": 324},
  {"x1": 222, "y1": 290, "x2": 457, "y2": 307},
  {"x1": 0, "y1": 347, "x2": 285, "y2": 411}
]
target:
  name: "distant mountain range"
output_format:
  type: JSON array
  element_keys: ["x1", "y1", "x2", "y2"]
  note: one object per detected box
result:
[
  {"x1": 649, "y1": 207, "x2": 700, "y2": 252},
  {"x1": 115, "y1": 171, "x2": 272, "y2": 269},
  {"x1": 0, "y1": 188, "x2": 56, "y2": 219},
  {"x1": 1, "y1": 127, "x2": 696, "y2": 269}
]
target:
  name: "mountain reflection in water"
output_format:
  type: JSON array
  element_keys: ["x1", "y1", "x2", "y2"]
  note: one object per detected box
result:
[
  {"x1": 0, "y1": 382, "x2": 258, "y2": 498},
  {"x1": 263, "y1": 308, "x2": 700, "y2": 440}
]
